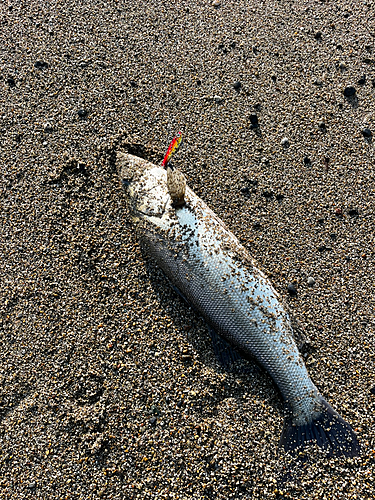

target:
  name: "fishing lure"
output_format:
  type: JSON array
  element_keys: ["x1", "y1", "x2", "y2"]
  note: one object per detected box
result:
[{"x1": 162, "y1": 131, "x2": 183, "y2": 168}]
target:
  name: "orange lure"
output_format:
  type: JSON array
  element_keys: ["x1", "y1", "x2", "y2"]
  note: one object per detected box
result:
[{"x1": 162, "y1": 131, "x2": 183, "y2": 168}]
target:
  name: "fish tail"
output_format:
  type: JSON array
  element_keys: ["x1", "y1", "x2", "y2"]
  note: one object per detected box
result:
[{"x1": 279, "y1": 396, "x2": 360, "y2": 458}]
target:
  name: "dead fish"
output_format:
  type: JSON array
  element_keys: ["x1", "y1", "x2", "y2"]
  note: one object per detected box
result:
[{"x1": 117, "y1": 152, "x2": 360, "y2": 458}]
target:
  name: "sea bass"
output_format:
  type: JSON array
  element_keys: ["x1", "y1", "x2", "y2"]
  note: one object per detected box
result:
[{"x1": 117, "y1": 152, "x2": 360, "y2": 457}]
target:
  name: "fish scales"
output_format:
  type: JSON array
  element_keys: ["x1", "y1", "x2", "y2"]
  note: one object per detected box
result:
[{"x1": 118, "y1": 153, "x2": 360, "y2": 458}]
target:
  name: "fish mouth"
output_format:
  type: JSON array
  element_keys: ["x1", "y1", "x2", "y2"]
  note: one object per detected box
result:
[
  {"x1": 117, "y1": 152, "x2": 170, "y2": 218},
  {"x1": 116, "y1": 152, "x2": 156, "y2": 188}
]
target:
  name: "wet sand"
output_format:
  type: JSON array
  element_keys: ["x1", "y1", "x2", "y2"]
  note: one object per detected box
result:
[{"x1": 0, "y1": 0, "x2": 374, "y2": 498}]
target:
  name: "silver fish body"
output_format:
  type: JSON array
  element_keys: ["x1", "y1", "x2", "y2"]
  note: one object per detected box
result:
[{"x1": 118, "y1": 153, "x2": 359, "y2": 457}]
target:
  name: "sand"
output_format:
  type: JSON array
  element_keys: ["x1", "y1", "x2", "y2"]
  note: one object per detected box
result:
[{"x1": 0, "y1": 0, "x2": 374, "y2": 498}]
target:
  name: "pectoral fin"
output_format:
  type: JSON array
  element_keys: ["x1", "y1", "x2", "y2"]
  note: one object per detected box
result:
[{"x1": 208, "y1": 326, "x2": 260, "y2": 375}]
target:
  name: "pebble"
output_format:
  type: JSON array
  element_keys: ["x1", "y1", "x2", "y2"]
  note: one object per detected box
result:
[
  {"x1": 348, "y1": 209, "x2": 359, "y2": 217},
  {"x1": 233, "y1": 81, "x2": 241, "y2": 90},
  {"x1": 249, "y1": 114, "x2": 259, "y2": 128},
  {"x1": 43, "y1": 122, "x2": 53, "y2": 133},
  {"x1": 77, "y1": 109, "x2": 88, "y2": 118},
  {"x1": 338, "y1": 61, "x2": 347, "y2": 70},
  {"x1": 318, "y1": 120, "x2": 326, "y2": 130},
  {"x1": 212, "y1": 0, "x2": 221, "y2": 6},
  {"x1": 307, "y1": 277, "x2": 315, "y2": 286},
  {"x1": 7, "y1": 76, "x2": 15, "y2": 87},
  {"x1": 303, "y1": 156, "x2": 311, "y2": 165},
  {"x1": 213, "y1": 95, "x2": 223, "y2": 103},
  {"x1": 287, "y1": 283, "x2": 297, "y2": 296},
  {"x1": 362, "y1": 128, "x2": 372, "y2": 138},
  {"x1": 343, "y1": 86, "x2": 356, "y2": 97},
  {"x1": 34, "y1": 60, "x2": 48, "y2": 69},
  {"x1": 314, "y1": 31, "x2": 322, "y2": 40},
  {"x1": 335, "y1": 207, "x2": 343, "y2": 216},
  {"x1": 281, "y1": 137, "x2": 289, "y2": 147},
  {"x1": 358, "y1": 75, "x2": 366, "y2": 86}
]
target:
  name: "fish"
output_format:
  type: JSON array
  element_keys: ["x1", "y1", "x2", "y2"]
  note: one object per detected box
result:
[{"x1": 117, "y1": 152, "x2": 360, "y2": 458}]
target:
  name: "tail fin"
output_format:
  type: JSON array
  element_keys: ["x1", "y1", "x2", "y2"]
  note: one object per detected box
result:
[{"x1": 279, "y1": 396, "x2": 360, "y2": 458}]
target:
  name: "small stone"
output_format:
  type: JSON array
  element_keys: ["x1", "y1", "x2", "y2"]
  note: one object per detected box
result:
[
  {"x1": 307, "y1": 277, "x2": 315, "y2": 286},
  {"x1": 43, "y1": 122, "x2": 53, "y2": 133},
  {"x1": 358, "y1": 75, "x2": 366, "y2": 86},
  {"x1": 318, "y1": 120, "x2": 326, "y2": 130},
  {"x1": 150, "y1": 405, "x2": 161, "y2": 415},
  {"x1": 362, "y1": 127, "x2": 372, "y2": 138},
  {"x1": 262, "y1": 190, "x2": 273, "y2": 199},
  {"x1": 78, "y1": 109, "x2": 88, "y2": 118},
  {"x1": 212, "y1": 0, "x2": 221, "y2": 6},
  {"x1": 34, "y1": 60, "x2": 48, "y2": 69},
  {"x1": 330, "y1": 233, "x2": 337, "y2": 240},
  {"x1": 167, "y1": 167, "x2": 186, "y2": 207},
  {"x1": 233, "y1": 81, "x2": 241, "y2": 90},
  {"x1": 240, "y1": 186, "x2": 250, "y2": 195},
  {"x1": 149, "y1": 416, "x2": 157, "y2": 425},
  {"x1": 318, "y1": 245, "x2": 330, "y2": 252},
  {"x1": 281, "y1": 137, "x2": 289, "y2": 148},
  {"x1": 7, "y1": 77, "x2": 15, "y2": 87},
  {"x1": 348, "y1": 209, "x2": 359, "y2": 217},
  {"x1": 314, "y1": 31, "x2": 322, "y2": 40},
  {"x1": 271, "y1": 74, "x2": 277, "y2": 82},
  {"x1": 303, "y1": 156, "x2": 311, "y2": 165},
  {"x1": 252, "y1": 222, "x2": 261, "y2": 230},
  {"x1": 287, "y1": 283, "x2": 297, "y2": 296},
  {"x1": 129, "y1": 97, "x2": 136, "y2": 104},
  {"x1": 249, "y1": 114, "x2": 259, "y2": 128},
  {"x1": 343, "y1": 86, "x2": 356, "y2": 97},
  {"x1": 335, "y1": 207, "x2": 343, "y2": 216},
  {"x1": 338, "y1": 61, "x2": 347, "y2": 70},
  {"x1": 27, "y1": 482, "x2": 36, "y2": 489},
  {"x1": 370, "y1": 387, "x2": 375, "y2": 395},
  {"x1": 213, "y1": 95, "x2": 223, "y2": 103}
]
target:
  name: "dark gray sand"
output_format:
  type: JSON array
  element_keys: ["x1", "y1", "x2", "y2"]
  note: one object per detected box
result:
[{"x1": 1, "y1": 0, "x2": 374, "y2": 498}]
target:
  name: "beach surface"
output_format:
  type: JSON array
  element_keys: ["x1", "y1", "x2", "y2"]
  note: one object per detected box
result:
[{"x1": 0, "y1": 0, "x2": 374, "y2": 498}]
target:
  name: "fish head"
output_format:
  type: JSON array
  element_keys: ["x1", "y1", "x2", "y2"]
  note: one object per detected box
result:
[{"x1": 116, "y1": 152, "x2": 171, "y2": 220}]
